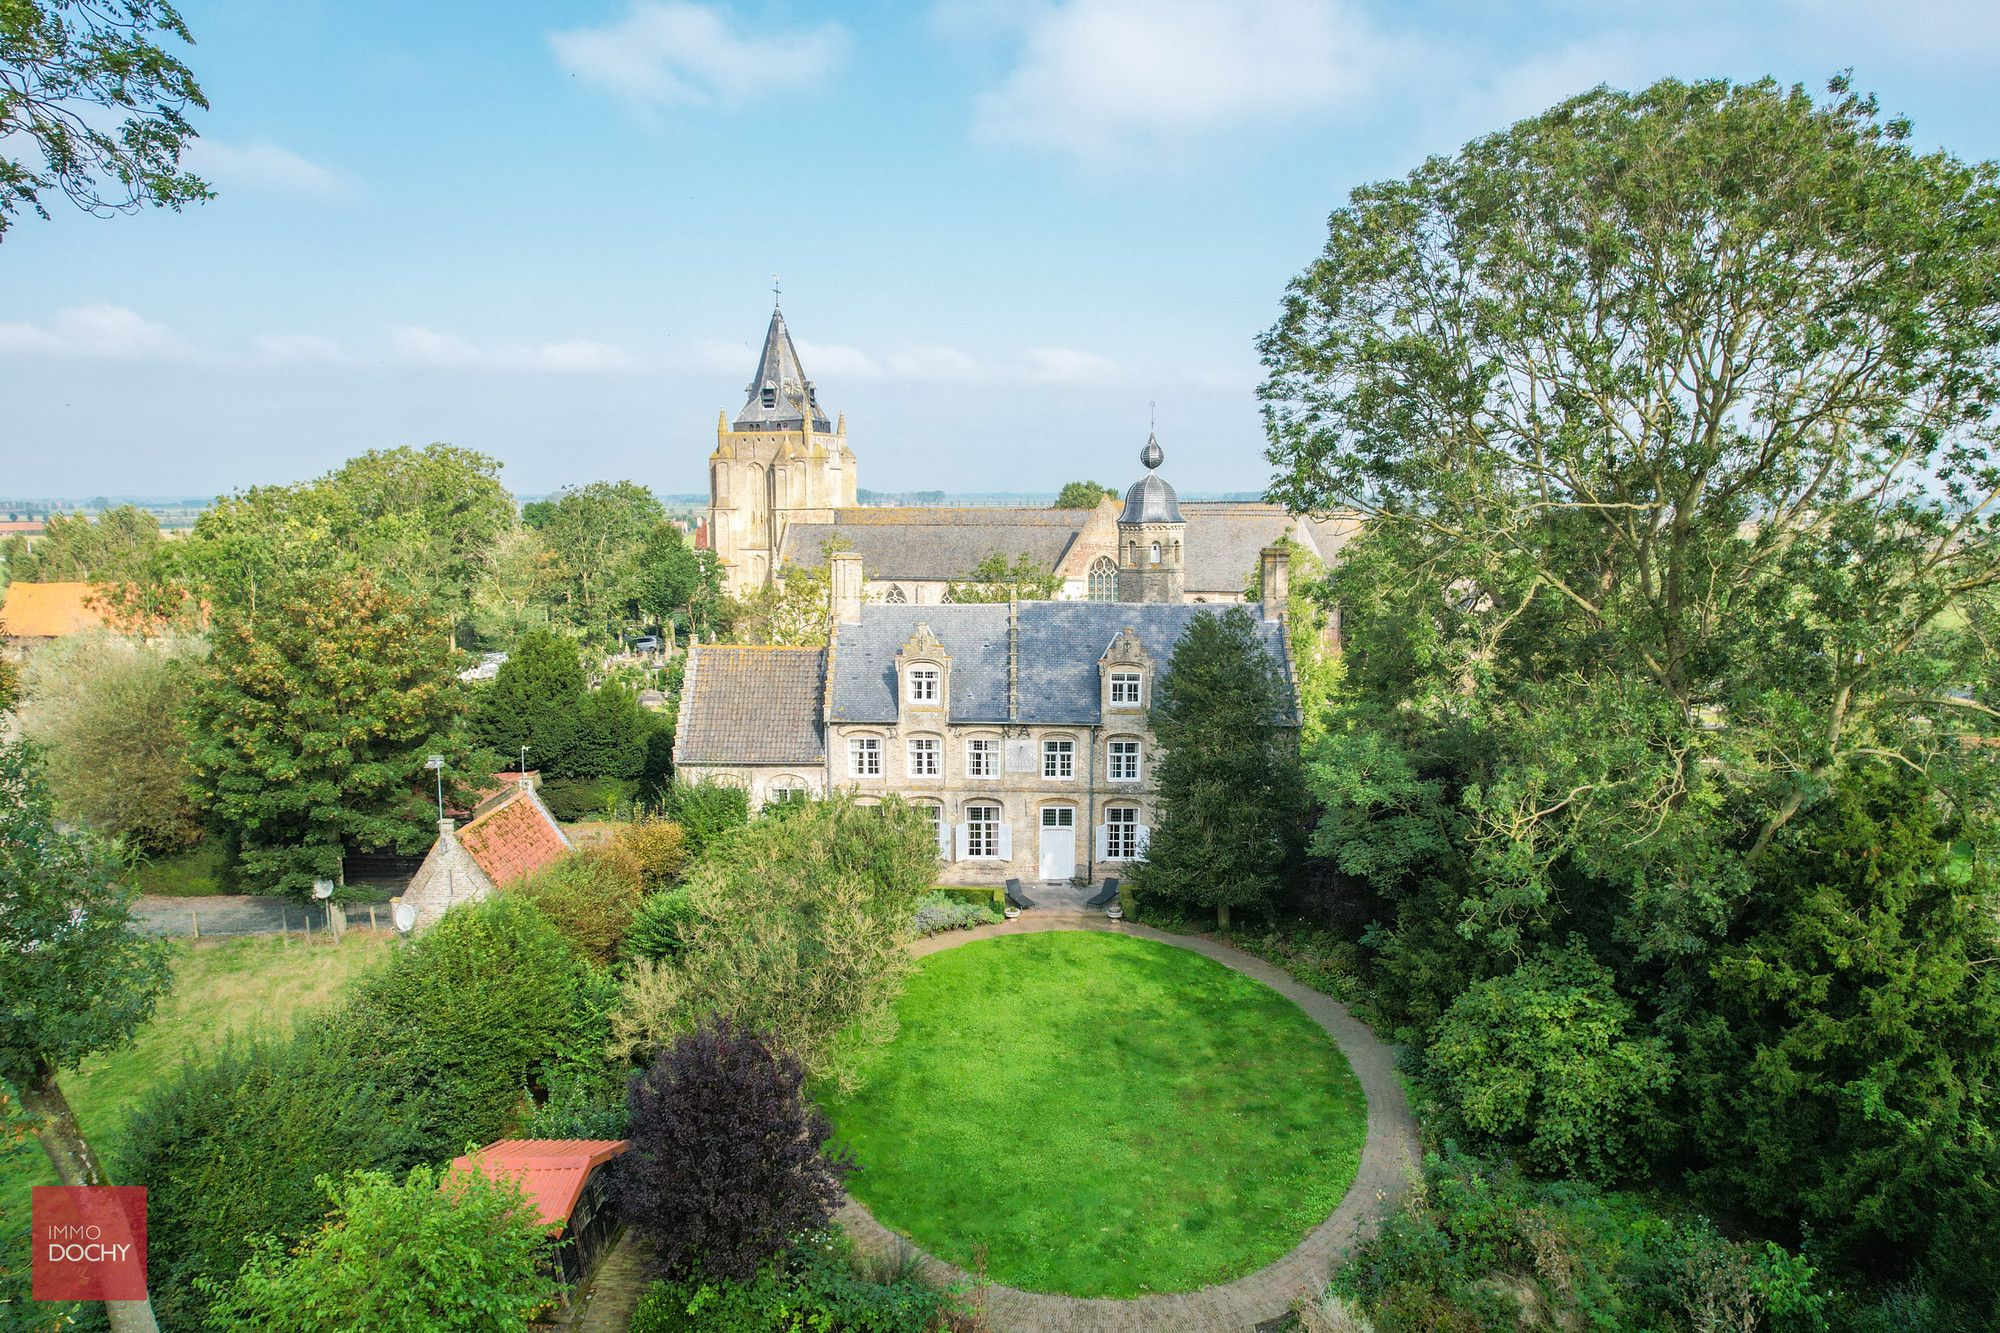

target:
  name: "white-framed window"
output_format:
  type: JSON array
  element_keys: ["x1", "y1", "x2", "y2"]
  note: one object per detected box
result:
[
  {"x1": 966, "y1": 737, "x2": 999, "y2": 778},
  {"x1": 767, "y1": 776, "x2": 808, "y2": 807},
  {"x1": 1042, "y1": 738, "x2": 1075, "y2": 780},
  {"x1": 908, "y1": 666, "x2": 940, "y2": 703},
  {"x1": 907, "y1": 736, "x2": 941, "y2": 778},
  {"x1": 848, "y1": 736, "x2": 882, "y2": 777},
  {"x1": 922, "y1": 803, "x2": 948, "y2": 859},
  {"x1": 1104, "y1": 806, "x2": 1140, "y2": 860},
  {"x1": 1108, "y1": 739, "x2": 1141, "y2": 782},
  {"x1": 965, "y1": 804, "x2": 1002, "y2": 859},
  {"x1": 1109, "y1": 671, "x2": 1143, "y2": 705}
]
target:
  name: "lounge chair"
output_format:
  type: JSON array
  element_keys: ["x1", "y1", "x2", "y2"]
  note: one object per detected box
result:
[
  {"x1": 1005, "y1": 878, "x2": 1036, "y2": 910},
  {"x1": 1084, "y1": 878, "x2": 1119, "y2": 909}
]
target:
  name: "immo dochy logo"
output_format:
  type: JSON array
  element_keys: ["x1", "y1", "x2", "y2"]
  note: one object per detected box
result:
[{"x1": 31, "y1": 1186, "x2": 148, "y2": 1302}]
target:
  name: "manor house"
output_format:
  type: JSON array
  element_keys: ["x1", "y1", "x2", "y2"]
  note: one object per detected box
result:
[
  {"x1": 703, "y1": 301, "x2": 1361, "y2": 602},
  {"x1": 673, "y1": 537, "x2": 1300, "y2": 888}
]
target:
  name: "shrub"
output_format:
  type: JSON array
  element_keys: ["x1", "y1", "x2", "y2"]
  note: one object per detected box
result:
[
  {"x1": 1331, "y1": 1146, "x2": 1829, "y2": 1333},
  {"x1": 600, "y1": 817, "x2": 688, "y2": 891},
  {"x1": 629, "y1": 1234, "x2": 956, "y2": 1333},
  {"x1": 198, "y1": 1165, "x2": 560, "y2": 1332},
  {"x1": 120, "y1": 1023, "x2": 422, "y2": 1331},
  {"x1": 931, "y1": 885, "x2": 1005, "y2": 914},
  {"x1": 911, "y1": 890, "x2": 1000, "y2": 937},
  {"x1": 513, "y1": 851, "x2": 646, "y2": 964},
  {"x1": 611, "y1": 796, "x2": 931, "y2": 1089},
  {"x1": 614, "y1": 1018, "x2": 852, "y2": 1282},
  {"x1": 526, "y1": 1065, "x2": 631, "y2": 1140},
  {"x1": 1425, "y1": 942, "x2": 1673, "y2": 1182},
  {"x1": 662, "y1": 778, "x2": 749, "y2": 858},
  {"x1": 624, "y1": 886, "x2": 696, "y2": 963},
  {"x1": 340, "y1": 894, "x2": 620, "y2": 1156}
]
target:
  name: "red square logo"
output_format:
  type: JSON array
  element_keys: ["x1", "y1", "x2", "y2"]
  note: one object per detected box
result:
[{"x1": 31, "y1": 1187, "x2": 148, "y2": 1302}]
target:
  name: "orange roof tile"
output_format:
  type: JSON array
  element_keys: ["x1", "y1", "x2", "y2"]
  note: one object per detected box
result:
[
  {"x1": 0, "y1": 582, "x2": 113, "y2": 638},
  {"x1": 447, "y1": 1139, "x2": 628, "y2": 1235},
  {"x1": 458, "y1": 787, "x2": 570, "y2": 887}
]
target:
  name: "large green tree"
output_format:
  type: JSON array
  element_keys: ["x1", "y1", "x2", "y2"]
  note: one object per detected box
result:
[
  {"x1": 185, "y1": 569, "x2": 471, "y2": 894},
  {"x1": 0, "y1": 742, "x2": 172, "y2": 1333},
  {"x1": 524, "y1": 481, "x2": 664, "y2": 639},
  {"x1": 0, "y1": 0, "x2": 210, "y2": 239},
  {"x1": 1133, "y1": 608, "x2": 1306, "y2": 928},
  {"x1": 1259, "y1": 72, "x2": 2000, "y2": 1294},
  {"x1": 633, "y1": 519, "x2": 720, "y2": 642},
  {"x1": 1263, "y1": 77, "x2": 2000, "y2": 961}
]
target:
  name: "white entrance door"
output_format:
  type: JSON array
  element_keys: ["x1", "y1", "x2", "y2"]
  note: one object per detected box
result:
[{"x1": 1039, "y1": 806, "x2": 1076, "y2": 881}]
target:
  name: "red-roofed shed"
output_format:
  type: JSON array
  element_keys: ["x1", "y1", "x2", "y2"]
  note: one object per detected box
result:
[{"x1": 448, "y1": 1138, "x2": 628, "y2": 1285}]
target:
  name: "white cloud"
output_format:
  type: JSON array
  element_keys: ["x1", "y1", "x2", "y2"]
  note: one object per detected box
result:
[
  {"x1": 550, "y1": 2, "x2": 849, "y2": 108},
  {"x1": 1021, "y1": 345, "x2": 1123, "y2": 385},
  {"x1": 0, "y1": 305, "x2": 202, "y2": 362},
  {"x1": 969, "y1": 0, "x2": 1406, "y2": 158},
  {"x1": 795, "y1": 340, "x2": 886, "y2": 379},
  {"x1": 185, "y1": 139, "x2": 348, "y2": 200},
  {"x1": 387, "y1": 327, "x2": 643, "y2": 374}
]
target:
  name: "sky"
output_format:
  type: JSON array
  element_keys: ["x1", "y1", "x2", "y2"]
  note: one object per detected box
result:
[{"x1": 4, "y1": 0, "x2": 2000, "y2": 503}]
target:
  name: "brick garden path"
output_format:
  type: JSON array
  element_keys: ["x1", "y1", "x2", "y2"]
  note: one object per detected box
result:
[{"x1": 836, "y1": 915, "x2": 1420, "y2": 1332}]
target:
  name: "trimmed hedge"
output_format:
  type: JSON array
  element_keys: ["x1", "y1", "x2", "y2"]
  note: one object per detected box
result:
[
  {"x1": 933, "y1": 885, "x2": 1005, "y2": 913},
  {"x1": 539, "y1": 775, "x2": 639, "y2": 822},
  {"x1": 630, "y1": 1236, "x2": 955, "y2": 1333}
]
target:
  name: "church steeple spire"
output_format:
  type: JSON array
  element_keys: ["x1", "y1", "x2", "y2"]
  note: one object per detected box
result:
[{"x1": 736, "y1": 300, "x2": 830, "y2": 431}]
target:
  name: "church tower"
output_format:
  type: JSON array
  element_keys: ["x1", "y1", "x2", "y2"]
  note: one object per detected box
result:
[
  {"x1": 708, "y1": 300, "x2": 857, "y2": 594},
  {"x1": 1116, "y1": 433, "x2": 1185, "y2": 603}
]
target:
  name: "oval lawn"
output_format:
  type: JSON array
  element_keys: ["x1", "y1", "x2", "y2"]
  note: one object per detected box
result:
[{"x1": 821, "y1": 930, "x2": 1368, "y2": 1297}]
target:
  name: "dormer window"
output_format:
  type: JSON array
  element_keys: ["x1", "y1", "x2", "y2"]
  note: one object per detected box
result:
[
  {"x1": 1109, "y1": 671, "x2": 1143, "y2": 706},
  {"x1": 908, "y1": 666, "x2": 940, "y2": 703},
  {"x1": 761, "y1": 385, "x2": 777, "y2": 409}
]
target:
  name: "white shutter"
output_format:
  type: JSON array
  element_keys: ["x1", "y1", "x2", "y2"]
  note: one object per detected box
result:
[
  {"x1": 954, "y1": 823, "x2": 969, "y2": 860},
  {"x1": 1136, "y1": 824, "x2": 1152, "y2": 855},
  {"x1": 1095, "y1": 824, "x2": 1109, "y2": 861},
  {"x1": 937, "y1": 817, "x2": 952, "y2": 862},
  {"x1": 998, "y1": 820, "x2": 1013, "y2": 861}
]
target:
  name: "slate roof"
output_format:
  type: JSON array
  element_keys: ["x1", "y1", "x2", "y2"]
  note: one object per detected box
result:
[
  {"x1": 733, "y1": 305, "x2": 832, "y2": 432},
  {"x1": 781, "y1": 508, "x2": 1089, "y2": 583},
  {"x1": 675, "y1": 645, "x2": 826, "y2": 765},
  {"x1": 828, "y1": 601, "x2": 1294, "y2": 726},
  {"x1": 1178, "y1": 504, "x2": 1301, "y2": 595},
  {"x1": 457, "y1": 787, "x2": 571, "y2": 888},
  {"x1": 447, "y1": 1139, "x2": 627, "y2": 1236}
]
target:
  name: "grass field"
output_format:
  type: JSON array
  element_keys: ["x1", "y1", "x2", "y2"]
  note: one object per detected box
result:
[
  {"x1": 1, "y1": 932, "x2": 391, "y2": 1291},
  {"x1": 130, "y1": 838, "x2": 230, "y2": 896},
  {"x1": 820, "y1": 931, "x2": 1368, "y2": 1298}
]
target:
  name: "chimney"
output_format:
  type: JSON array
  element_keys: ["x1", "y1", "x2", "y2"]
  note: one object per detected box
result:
[
  {"x1": 830, "y1": 551, "x2": 865, "y2": 625},
  {"x1": 1259, "y1": 546, "x2": 1291, "y2": 619},
  {"x1": 437, "y1": 817, "x2": 457, "y2": 839}
]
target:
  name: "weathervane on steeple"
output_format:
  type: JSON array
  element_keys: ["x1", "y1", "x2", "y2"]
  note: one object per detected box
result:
[{"x1": 772, "y1": 274, "x2": 782, "y2": 309}]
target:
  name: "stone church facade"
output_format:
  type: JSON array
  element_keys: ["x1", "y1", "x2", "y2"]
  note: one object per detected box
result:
[{"x1": 704, "y1": 303, "x2": 1363, "y2": 602}]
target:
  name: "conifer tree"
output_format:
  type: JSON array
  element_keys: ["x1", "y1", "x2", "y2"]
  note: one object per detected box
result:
[{"x1": 1135, "y1": 608, "x2": 1305, "y2": 928}]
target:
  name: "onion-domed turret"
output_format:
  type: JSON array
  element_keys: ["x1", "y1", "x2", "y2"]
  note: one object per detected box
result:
[
  {"x1": 1120, "y1": 434, "x2": 1183, "y2": 524},
  {"x1": 1116, "y1": 431, "x2": 1187, "y2": 602}
]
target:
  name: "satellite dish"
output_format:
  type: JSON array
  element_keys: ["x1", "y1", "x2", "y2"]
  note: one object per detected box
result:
[
  {"x1": 311, "y1": 879, "x2": 334, "y2": 901},
  {"x1": 393, "y1": 904, "x2": 417, "y2": 933}
]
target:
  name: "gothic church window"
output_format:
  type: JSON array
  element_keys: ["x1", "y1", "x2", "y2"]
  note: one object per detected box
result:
[
  {"x1": 885, "y1": 584, "x2": 907, "y2": 604},
  {"x1": 1088, "y1": 557, "x2": 1116, "y2": 601}
]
